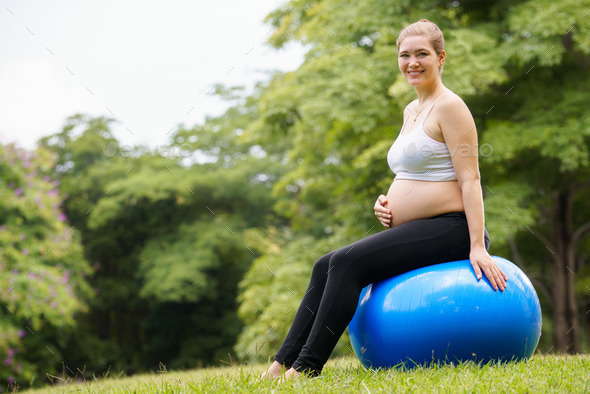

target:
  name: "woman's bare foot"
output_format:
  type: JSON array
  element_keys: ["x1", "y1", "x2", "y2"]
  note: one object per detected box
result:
[
  {"x1": 278, "y1": 367, "x2": 302, "y2": 383},
  {"x1": 259, "y1": 360, "x2": 285, "y2": 380}
]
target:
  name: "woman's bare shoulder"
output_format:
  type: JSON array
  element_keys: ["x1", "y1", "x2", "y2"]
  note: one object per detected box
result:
[
  {"x1": 435, "y1": 91, "x2": 476, "y2": 135},
  {"x1": 403, "y1": 98, "x2": 419, "y2": 115},
  {"x1": 436, "y1": 91, "x2": 472, "y2": 120},
  {"x1": 405, "y1": 98, "x2": 419, "y2": 111},
  {"x1": 439, "y1": 91, "x2": 469, "y2": 109}
]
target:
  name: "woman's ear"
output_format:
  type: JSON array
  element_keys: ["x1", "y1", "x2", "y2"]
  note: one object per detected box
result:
[{"x1": 439, "y1": 50, "x2": 446, "y2": 67}]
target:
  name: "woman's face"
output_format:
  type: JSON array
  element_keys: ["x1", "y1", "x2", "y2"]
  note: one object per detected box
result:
[{"x1": 398, "y1": 35, "x2": 445, "y2": 88}]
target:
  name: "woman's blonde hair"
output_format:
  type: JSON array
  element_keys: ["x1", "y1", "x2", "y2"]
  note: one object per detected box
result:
[{"x1": 396, "y1": 19, "x2": 445, "y2": 55}]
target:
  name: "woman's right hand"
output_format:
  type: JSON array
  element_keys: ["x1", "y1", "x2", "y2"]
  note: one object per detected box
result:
[{"x1": 374, "y1": 194, "x2": 393, "y2": 228}]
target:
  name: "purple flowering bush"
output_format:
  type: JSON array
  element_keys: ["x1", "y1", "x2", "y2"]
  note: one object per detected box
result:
[{"x1": 0, "y1": 144, "x2": 92, "y2": 387}]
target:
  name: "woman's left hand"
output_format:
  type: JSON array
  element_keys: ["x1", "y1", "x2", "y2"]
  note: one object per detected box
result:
[{"x1": 469, "y1": 247, "x2": 508, "y2": 291}]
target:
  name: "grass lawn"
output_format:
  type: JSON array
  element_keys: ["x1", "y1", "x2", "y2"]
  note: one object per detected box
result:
[{"x1": 24, "y1": 354, "x2": 590, "y2": 393}]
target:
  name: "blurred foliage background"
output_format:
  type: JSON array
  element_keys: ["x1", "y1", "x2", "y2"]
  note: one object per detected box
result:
[{"x1": 2, "y1": 0, "x2": 590, "y2": 388}]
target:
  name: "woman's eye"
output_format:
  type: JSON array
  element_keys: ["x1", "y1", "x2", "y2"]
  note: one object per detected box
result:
[{"x1": 419, "y1": 52, "x2": 428, "y2": 57}]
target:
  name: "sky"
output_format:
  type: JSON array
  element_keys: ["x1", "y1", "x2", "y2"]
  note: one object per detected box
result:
[{"x1": 0, "y1": 0, "x2": 306, "y2": 150}]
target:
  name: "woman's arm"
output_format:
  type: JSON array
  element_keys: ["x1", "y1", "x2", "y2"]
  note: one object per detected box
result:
[{"x1": 439, "y1": 96, "x2": 507, "y2": 291}]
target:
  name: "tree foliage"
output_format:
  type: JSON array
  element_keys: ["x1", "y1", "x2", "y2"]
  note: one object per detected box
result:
[
  {"x1": 13, "y1": 0, "x2": 590, "y2": 386},
  {"x1": 235, "y1": 0, "x2": 590, "y2": 360},
  {"x1": 33, "y1": 83, "x2": 286, "y2": 376},
  {"x1": 0, "y1": 143, "x2": 92, "y2": 386}
]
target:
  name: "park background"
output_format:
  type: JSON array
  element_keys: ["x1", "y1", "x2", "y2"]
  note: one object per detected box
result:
[{"x1": 1, "y1": 0, "x2": 590, "y2": 388}]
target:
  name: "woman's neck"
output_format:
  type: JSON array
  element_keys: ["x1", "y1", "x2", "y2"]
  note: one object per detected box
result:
[{"x1": 415, "y1": 80, "x2": 446, "y2": 104}]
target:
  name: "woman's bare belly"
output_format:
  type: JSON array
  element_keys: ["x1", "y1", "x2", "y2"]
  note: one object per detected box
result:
[{"x1": 386, "y1": 179, "x2": 464, "y2": 227}]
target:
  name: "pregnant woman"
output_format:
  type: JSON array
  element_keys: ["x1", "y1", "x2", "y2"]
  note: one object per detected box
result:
[{"x1": 260, "y1": 19, "x2": 507, "y2": 381}]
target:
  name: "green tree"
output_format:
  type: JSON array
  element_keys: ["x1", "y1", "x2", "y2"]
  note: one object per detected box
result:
[
  {"x1": 38, "y1": 82, "x2": 287, "y2": 373},
  {"x1": 0, "y1": 143, "x2": 92, "y2": 387},
  {"x1": 39, "y1": 114, "x2": 144, "y2": 372},
  {"x1": 236, "y1": 0, "x2": 590, "y2": 361},
  {"x1": 481, "y1": 0, "x2": 590, "y2": 351}
]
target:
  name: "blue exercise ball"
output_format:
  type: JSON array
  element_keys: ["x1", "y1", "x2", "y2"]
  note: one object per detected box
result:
[{"x1": 348, "y1": 256, "x2": 542, "y2": 369}]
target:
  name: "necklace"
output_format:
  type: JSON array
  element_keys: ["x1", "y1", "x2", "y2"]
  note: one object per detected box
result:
[{"x1": 412, "y1": 100, "x2": 430, "y2": 122}]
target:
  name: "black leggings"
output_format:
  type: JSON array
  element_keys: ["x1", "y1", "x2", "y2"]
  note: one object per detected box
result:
[{"x1": 274, "y1": 212, "x2": 490, "y2": 375}]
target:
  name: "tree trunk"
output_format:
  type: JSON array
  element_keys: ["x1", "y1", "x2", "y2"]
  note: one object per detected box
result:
[
  {"x1": 547, "y1": 187, "x2": 590, "y2": 353},
  {"x1": 550, "y1": 189, "x2": 582, "y2": 353},
  {"x1": 552, "y1": 257, "x2": 570, "y2": 352},
  {"x1": 566, "y1": 254, "x2": 580, "y2": 353}
]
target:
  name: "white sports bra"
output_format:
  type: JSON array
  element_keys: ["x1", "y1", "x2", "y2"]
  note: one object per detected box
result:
[{"x1": 387, "y1": 93, "x2": 457, "y2": 181}]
